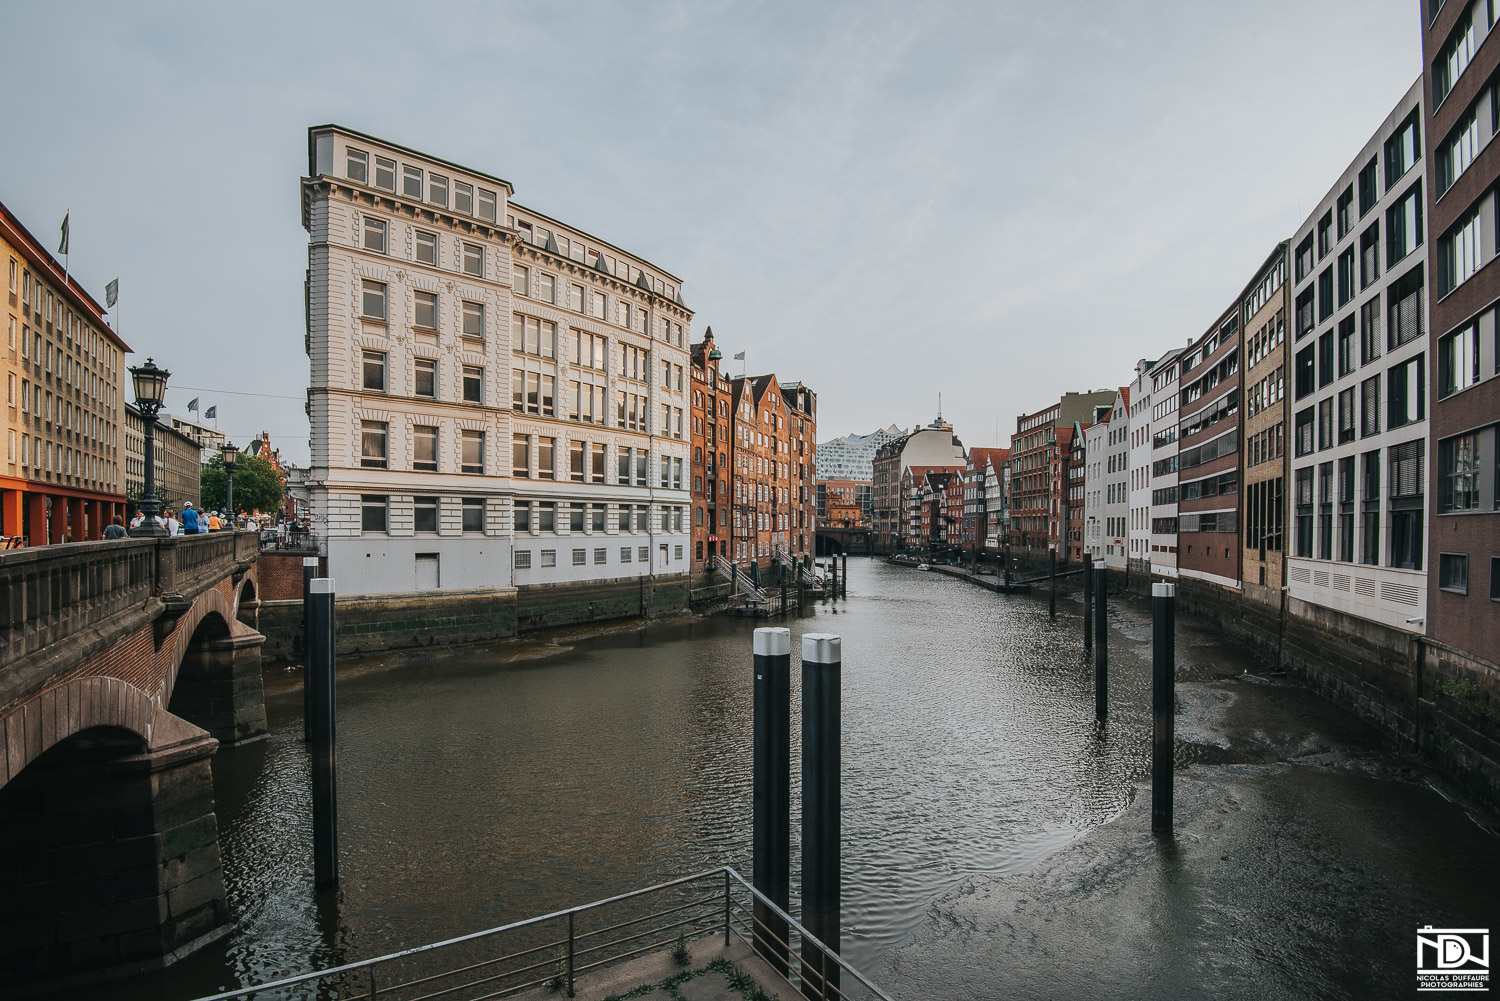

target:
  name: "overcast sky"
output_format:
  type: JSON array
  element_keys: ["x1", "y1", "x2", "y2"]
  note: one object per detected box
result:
[{"x1": 2, "y1": 1, "x2": 1422, "y2": 463}]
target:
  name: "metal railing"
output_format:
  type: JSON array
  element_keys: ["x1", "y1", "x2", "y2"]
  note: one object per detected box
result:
[
  {"x1": 709, "y1": 555, "x2": 769, "y2": 604},
  {"x1": 188, "y1": 867, "x2": 891, "y2": 1001},
  {"x1": 772, "y1": 548, "x2": 826, "y2": 588}
]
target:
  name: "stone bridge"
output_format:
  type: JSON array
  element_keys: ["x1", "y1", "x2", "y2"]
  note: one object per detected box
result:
[{"x1": 0, "y1": 531, "x2": 266, "y2": 993}]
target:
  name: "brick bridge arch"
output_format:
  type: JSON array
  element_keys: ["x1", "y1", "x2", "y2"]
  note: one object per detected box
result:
[{"x1": 0, "y1": 532, "x2": 266, "y2": 990}]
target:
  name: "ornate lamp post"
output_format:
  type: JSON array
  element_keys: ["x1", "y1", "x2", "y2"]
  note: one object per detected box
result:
[
  {"x1": 128, "y1": 358, "x2": 170, "y2": 537},
  {"x1": 222, "y1": 442, "x2": 240, "y2": 522}
]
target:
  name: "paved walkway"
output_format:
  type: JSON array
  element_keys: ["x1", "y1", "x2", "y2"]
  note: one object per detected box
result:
[{"x1": 513, "y1": 937, "x2": 799, "y2": 1001}]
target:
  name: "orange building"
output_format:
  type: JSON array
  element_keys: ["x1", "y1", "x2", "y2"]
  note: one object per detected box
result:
[
  {"x1": 820, "y1": 478, "x2": 864, "y2": 528},
  {"x1": 2, "y1": 200, "x2": 130, "y2": 544}
]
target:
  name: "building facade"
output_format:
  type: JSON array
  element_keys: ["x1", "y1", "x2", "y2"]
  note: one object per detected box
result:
[
  {"x1": 125, "y1": 404, "x2": 202, "y2": 514},
  {"x1": 1288, "y1": 80, "x2": 1431, "y2": 631},
  {"x1": 1240, "y1": 244, "x2": 1289, "y2": 595},
  {"x1": 1177, "y1": 306, "x2": 1243, "y2": 588},
  {"x1": 1102, "y1": 389, "x2": 1130, "y2": 571},
  {"x1": 302, "y1": 125, "x2": 693, "y2": 595},
  {"x1": 1148, "y1": 348, "x2": 1186, "y2": 577},
  {"x1": 1, "y1": 199, "x2": 129, "y2": 544},
  {"x1": 1421, "y1": 0, "x2": 1499, "y2": 655},
  {"x1": 690, "y1": 329, "x2": 731, "y2": 571},
  {"x1": 871, "y1": 419, "x2": 966, "y2": 550},
  {"x1": 1009, "y1": 391, "x2": 1116, "y2": 559},
  {"x1": 1083, "y1": 413, "x2": 1110, "y2": 562}
]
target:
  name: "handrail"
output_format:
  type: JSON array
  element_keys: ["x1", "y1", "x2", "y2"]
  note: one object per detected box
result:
[
  {"x1": 187, "y1": 865, "x2": 893, "y2": 1001},
  {"x1": 709, "y1": 555, "x2": 769, "y2": 602}
]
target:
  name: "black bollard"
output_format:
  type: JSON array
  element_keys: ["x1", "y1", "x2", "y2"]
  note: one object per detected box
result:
[
  {"x1": 1049, "y1": 547, "x2": 1057, "y2": 619},
  {"x1": 1152, "y1": 583, "x2": 1176, "y2": 834},
  {"x1": 1094, "y1": 566, "x2": 1108, "y2": 722},
  {"x1": 302, "y1": 556, "x2": 318, "y2": 742},
  {"x1": 841, "y1": 552, "x2": 848, "y2": 597},
  {"x1": 801, "y1": 633, "x2": 841, "y2": 1001},
  {"x1": 752, "y1": 627, "x2": 791, "y2": 973},
  {"x1": 781, "y1": 580, "x2": 788, "y2": 616},
  {"x1": 1083, "y1": 554, "x2": 1094, "y2": 652},
  {"x1": 308, "y1": 577, "x2": 339, "y2": 888}
]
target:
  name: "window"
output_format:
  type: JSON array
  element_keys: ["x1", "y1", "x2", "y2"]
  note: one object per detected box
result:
[
  {"x1": 362, "y1": 280, "x2": 388, "y2": 320},
  {"x1": 1440, "y1": 554, "x2": 1470, "y2": 593},
  {"x1": 621, "y1": 547, "x2": 632, "y2": 564},
  {"x1": 513, "y1": 315, "x2": 556, "y2": 357},
  {"x1": 536, "y1": 273, "x2": 555, "y2": 303},
  {"x1": 415, "y1": 290, "x2": 439, "y2": 330},
  {"x1": 1438, "y1": 433, "x2": 1482, "y2": 511},
  {"x1": 538, "y1": 436, "x2": 555, "y2": 479},
  {"x1": 1318, "y1": 331, "x2": 1334, "y2": 387},
  {"x1": 574, "y1": 329, "x2": 607, "y2": 370},
  {"x1": 592, "y1": 503, "x2": 606, "y2": 531},
  {"x1": 1295, "y1": 234, "x2": 1315, "y2": 281},
  {"x1": 515, "y1": 501, "x2": 531, "y2": 531},
  {"x1": 374, "y1": 156, "x2": 395, "y2": 191},
  {"x1": 1338, "y1": 388, "x2": 1356, "y2": 444},
  {"x1": 363, "y1": 217, "x2": 387, "y2": 254},
  {"x1": 403, "y1": 165, "x2": 423, "y2": 199},
  {"x1": 346, "y1": 148, "x2": 368, "y2": 182},
  {"x1": 570, "y1": 503, "x2": 585, "y2": 532},
  {"x1": 1317, "y1": 211, "x2": 1333, "y2": 259},
  {"x1": 513, "y1": 265, "x2": 528, "y2": 297},
  {"x1": 1295, "y1": 408, "x2": 1315, "y2": 457},
  {"x1": 1438, "y1": 318, "x2": 1482, "y2": 397},
  {"x1": 515, "y1": 550, "x2": 532, "y2": 569},
  {"x1": 429, "y1": 173, "x2": 448, "y2": 207},
  {"x1": 569, "y1": 283, "x2": 583, "y2": 311},
  {"x1": 1384, "y1": 112, "x2": 1420, "y2": 183},
  {"x1": 1362, "y1": 450, "x2": 1381, "y2": 565},
  {"x1": 1337, "y1": 317, "x2": 1356, "y2": 376},
  {"x1": 462, "y1": 301, "x2": 485, "y2": 340},
  {"x1": 595, "y1": 548, "x2": 607, "y2": 565},
  {"x1": 513, "y1": 433, "x2": 529, "y2": 476},
  {"x1": 1438, "y1": 204, "x2": 1486, "y2": 296},
  {"x1": 361, "y1": 420, "x2": 387, "y2": 468},
  {"x1": 461, "y1": 429, "x2": 485, "y2": 474},
  {"x1": 572, "y1": 548, "x2": 586, "y2": 566},
  {"x1": 1360, "y1": 223, "x2": 1380, "y2": 289},
  {"x1": 454, "y1": 181, "x2": 473, "y2": 215},
  {"x1": 414, "y1": 425, "x2": 438, "y2": 471},
  {"x1": 1433, "y1": 0, "x2": 1488, "y2": 105},
  {"x1": 570, "y1": 439, "x2": 585, "y2": 482},
  {"x1": 361, "y1": 495, "x2": 388, "y2": 533},
  {"x1": 1318, "y1": 397, "x2": 1334, "y2": 450},
  {"x1": 1295, "y1": 346, "x2": 1316, "y2": 398},
  {"x1": 462, "y1": 243, "x2": 483, "y2": 278},
  {"x1": 1295, "y1": 467, "x2": 1314, "y2": 558},
  {"x1": 537, "y1": 502, "x2": 555, "y2": 532},
  {"x1": 415, "y1": 357, "x2": 436, "y2": 398},
  {"x1": 1360, "y1": 299, "x2": 1382, "y2": 364},
  {"x1": 1437, "y1": 102, "x2": 1483, "y2": 195},
  {"x1": 1360, "y1": 375, "x2": 1382, "y2": 437},
  {"x1": 1336, "y1": 186, "x2": 1354, "y2": 238},
  {"x1": 362, "y1": 350, "x2": 386, "y2": 391},
  {"x1": 477, "y1": 188, "x2": 497, "y2": 222},
  {"x1": 415, "y1": 230, "x2": 437, "y2": 266},
  {"x1": 1388, "y1": 439, "x2": 1425, "y2": 570},
  {"x1": 1295, "y1": 288, "x2": 1315, "y2": 339},
  {"x1": 541, "y1": 550, "x2": 557, "y2": 568},
  {"x1": 1317, "y1": 267, "x2": 1334, "y2": 321},
  {"x1": 1386, "y1": 183, "x2": 1423, "y2": 267},
  {"x1": 463, "y1": 498, "x2": 484, "y2": 533},
  {"x1": 1387, "y1": 269, "x2": 1426, "y2": 354},
  {"x1": 1337, "y1": 248, "x2": 1355, "y2": 306},
  {"x1": 414, "y1": 496, "x2": 438, "y2": 533}
]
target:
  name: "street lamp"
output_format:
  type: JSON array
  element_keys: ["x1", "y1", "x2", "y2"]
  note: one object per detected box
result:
[
  {"x1": 129, "y1": 358, "x2": 170, "y2": 537},
  {"x1": 221, "y1": 442, "x2": 240, "y2": 522}
]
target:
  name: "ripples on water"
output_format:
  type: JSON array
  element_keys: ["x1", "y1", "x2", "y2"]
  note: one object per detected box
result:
[{"x1": 109, "y1": 560, "x2": 1189, "y2": 999}]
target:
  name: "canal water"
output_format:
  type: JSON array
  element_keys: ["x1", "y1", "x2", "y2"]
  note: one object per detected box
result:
[{"x1": 97, "y1": 559, "x2": 1498, "y2": 1000}]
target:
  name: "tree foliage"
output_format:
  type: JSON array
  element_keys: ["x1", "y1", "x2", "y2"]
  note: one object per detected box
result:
[{"x1": 200, "y1": 454, "x2": 285, "y2": 515}]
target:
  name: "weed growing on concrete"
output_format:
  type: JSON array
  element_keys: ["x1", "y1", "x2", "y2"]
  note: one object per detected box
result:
[{"x1": 672, "y1": 931, "x2": 691, "y2": 966}]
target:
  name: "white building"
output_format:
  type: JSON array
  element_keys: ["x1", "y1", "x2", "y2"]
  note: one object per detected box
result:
[
  {"x1": 1083, "y1": 414, "x2": 1110, "y2": 561},
  {"x1": 1287, "y1": 80, "x2": 1429, "y2": 631},
  {"x1": 1146, "y1": 348, "x2": 1185, "y2": 578},
  {"x1": 1127, "y1": 363, "x2": 1155, "y2": 573},
  {"x1": 302, "y1": 126, "x2": 693, "y2": 596},
  {"x1": 1101, "y1": 389, "x2": 1130, "y2": 570}
]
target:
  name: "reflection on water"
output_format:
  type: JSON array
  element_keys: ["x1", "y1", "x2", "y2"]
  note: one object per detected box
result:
[{"x1": 98, "y1": 560, "x2": 1180, "y2": 1000}]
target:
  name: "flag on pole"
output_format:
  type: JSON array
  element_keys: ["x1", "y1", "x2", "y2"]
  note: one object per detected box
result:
[
  {"x1": 58, "y1": 213, "x2": 69, "y2": 255},
  {"x1": 733, "y1": 351, "x2": 746, "y2": 360},
  {"x1": 204, "y1": 405, "x2": 217, "y2": 419},
  {"x1": 105, "y1": 279, "x2": 118, "y2": 308},
  {"x1": 187, "y1": 397, "x2": 200, "y2": 413}
]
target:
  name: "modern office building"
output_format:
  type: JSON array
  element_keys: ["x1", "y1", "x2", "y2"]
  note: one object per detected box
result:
[
  {"x1": 1421, "y1": 0, "x2": 1499, "y2": 656},
  {"x1": 1287, "y1": 80, "x2": 1431, "y2": 631},
  {"x1": 1, "y1": 199, "x2": 129, "y2": 544},
  {"x1": 302, "y1": 125, "x2": 693, "y2": 595}
]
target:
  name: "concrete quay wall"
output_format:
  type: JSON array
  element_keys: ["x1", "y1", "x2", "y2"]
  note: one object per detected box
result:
[{"x1": 256, "y1": 551, "x2": 719, "y2": 662}]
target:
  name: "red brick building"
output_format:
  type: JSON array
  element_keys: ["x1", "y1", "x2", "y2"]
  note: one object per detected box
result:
[
  {"x1": 1009, "y1": 391, "x2": 1115, "y2": 560},
  {"x1": 690, "y1": 329, "x2": 731, "y2": 571},
  {"x1": 1421, "y1": 0, "x2": 1499, "y2": 659},
  {"x1": 778, "y1": 381, "x2": 817, "y2": 558}
]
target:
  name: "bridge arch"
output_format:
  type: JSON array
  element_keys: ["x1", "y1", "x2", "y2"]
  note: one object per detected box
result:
[{"x1": 165, "y1": 598, "x2": 267, "y2": 745}]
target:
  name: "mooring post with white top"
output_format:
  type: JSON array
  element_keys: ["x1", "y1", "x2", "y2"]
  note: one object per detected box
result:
[
  {"x1": 302, "y1": 556, "x2": 318, "y2": 743},
  {"x1": 801, "y1": 632, "x2": 841, "y2": 1001},
  {"x1": 841, "y1": 552, "x2": 848, "y2": 597},
  {"x1": 308, "y1": 577, "x2": 338, "y2": 888},
  {"x1": 1082, "y1": 553, "x2": 1094, "y2": 652},
  {"x1": 1152, "y1": 582, "x2": 1176, "y2": 834},
  {"x1": 1094, "y1": 565, "x2": 1109, "y2": 722},
  {"x1": 752, "y1": 627, "x2": 791, "y2": 974}
]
